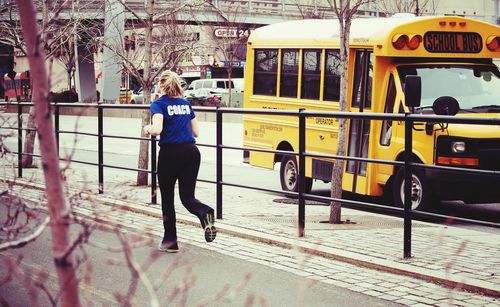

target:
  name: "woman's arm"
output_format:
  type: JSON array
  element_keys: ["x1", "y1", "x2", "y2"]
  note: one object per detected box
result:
[
  {"x1": 144, "y1": 113, "x2": 163, "y2": 136},
  {"x1": 190, "y1": 118, "x2": 200, "y2": 138}
]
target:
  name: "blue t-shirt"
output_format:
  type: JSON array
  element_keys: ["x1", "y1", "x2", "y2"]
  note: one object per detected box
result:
[{"x1": 150, "y1": 96, "x2": 196, "y2": 145}]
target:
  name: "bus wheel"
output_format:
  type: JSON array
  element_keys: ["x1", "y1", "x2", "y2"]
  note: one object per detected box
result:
[
  {"x1": 279, "y1": 155, "x2": 312, "y2": 193},
  {"x1": 392, "y1": 168, "x2": 433, "y2": 211}
]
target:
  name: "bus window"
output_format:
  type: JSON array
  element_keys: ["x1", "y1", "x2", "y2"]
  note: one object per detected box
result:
[
  {"x1": 301, "y1": 49, "x2": 321, "y2": 100},
  {"x1": 253, "y1": 49, "x2": 278, "y2": 95},
  {"x1": 398, "y1": 65, "x2": 500, "y2": 112},
  {"x1": 280, "y1": 49, "x2": 299, "y2": 98},
  {"x1": 324, "y1": 49, "x2": 341, "y2": 101},
  {"x1": 380, "y1": 74, "x2": 397, "y2": 146},
  {"x1": 352, "y1": 50, "x2": 373, "y2": 109}
]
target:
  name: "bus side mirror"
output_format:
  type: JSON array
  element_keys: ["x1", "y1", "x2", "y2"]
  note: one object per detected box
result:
[{"x1": 404, "y1": 75, "x2": 421, "y2": 111}]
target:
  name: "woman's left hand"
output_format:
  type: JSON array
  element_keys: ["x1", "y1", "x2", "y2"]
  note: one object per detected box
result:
[{"x1": 143, "y1": 125, "x2": 152, "y2": 135}]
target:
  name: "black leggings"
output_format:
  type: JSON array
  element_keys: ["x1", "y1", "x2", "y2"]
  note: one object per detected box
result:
[{"x1": 157, "y1": 142, "x2": 213, "y2": 242}]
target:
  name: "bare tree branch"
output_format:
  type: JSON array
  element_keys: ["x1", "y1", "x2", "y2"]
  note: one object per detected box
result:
[
  {"x1": 115, "y1": 230, "x2": 159, "y2": 307},
  {"x1": 15, "y1": 0, "x2": 81, "y2": 304},
  {"x1": 0, "y1": 216, "x2": 50, "y2": 251}
]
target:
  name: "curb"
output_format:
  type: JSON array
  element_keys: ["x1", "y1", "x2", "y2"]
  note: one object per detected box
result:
[
  {"x1": 96, "y1": 196, "x2": 500, "y2": 299},
  {"x1": 11, "y1": 179, "x2": 500, "y2": 298}
]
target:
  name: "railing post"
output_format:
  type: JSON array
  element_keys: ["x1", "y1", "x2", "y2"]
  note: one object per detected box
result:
[
  {"x1": 98, "y1": 103, "x2": 104, "y2": 194},
  {"x1": 298, "y1": 108, "x2": 306, "y2": 237},
  {"x1": 216, "y1": 107, "x2": 223, "y2": 219},
  {"x1": 151, "y1": 135, "x2": 157, "y2": 204},
  {"x1": 54, "y1": 102, "x2": 59, "y2": 152},
  {"x1": 404, "y1": 113, "x2": 413, "y2": 259},
  {"x1": 17, "y1": 103, "x2": 22, "y2": 178}
]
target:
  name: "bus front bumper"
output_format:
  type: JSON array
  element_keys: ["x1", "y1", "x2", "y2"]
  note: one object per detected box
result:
[{"x1": 425, "y1": 168, "x2": 500, "y2": 204}]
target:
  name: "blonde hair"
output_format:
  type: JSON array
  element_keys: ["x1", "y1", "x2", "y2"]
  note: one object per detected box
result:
[{"x1": 158, "y1": 70, "x2": 184, "y2": 97}]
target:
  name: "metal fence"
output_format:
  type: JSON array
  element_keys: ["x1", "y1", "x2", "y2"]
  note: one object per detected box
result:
[{"x1": 1, "y1": 102, "x2": 499, "y2": 259}]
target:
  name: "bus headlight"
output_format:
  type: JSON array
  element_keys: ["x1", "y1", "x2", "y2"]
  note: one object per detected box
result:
[{"x1": 451, "y1": 141, "x2": 466, "y2": 153}]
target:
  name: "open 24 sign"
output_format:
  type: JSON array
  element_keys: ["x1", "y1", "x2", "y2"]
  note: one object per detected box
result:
[{"x1": 214, "y1": 28, "x2": 251, "y2": 39}]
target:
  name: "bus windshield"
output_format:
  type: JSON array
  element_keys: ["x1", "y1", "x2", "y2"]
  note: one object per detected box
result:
[{"x1": 398, "y1": 65, "x2": 500, "y2": 113}]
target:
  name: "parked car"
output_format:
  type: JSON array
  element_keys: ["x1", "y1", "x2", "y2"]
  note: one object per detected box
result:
[
  {"x1": 231, "y1": 78, "x2": 244, "y2": 92},
  {"x1": 184, "y1": 78, "x2": 235, "y2": 98},
  {"x1": 130, "y1": 85, "x2": 160, "y2": 104},
  {"x1": 185, "y1": 88, "x2": 224, "y2": 107}
]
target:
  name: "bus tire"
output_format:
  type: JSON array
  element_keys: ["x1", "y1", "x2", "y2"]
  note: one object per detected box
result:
[
  {"x1": 280, "y1": 155, "x2": 312, "y2": 194},
  {"x1": 392, "y1": 167, "x2": 433, "y2": 211}
]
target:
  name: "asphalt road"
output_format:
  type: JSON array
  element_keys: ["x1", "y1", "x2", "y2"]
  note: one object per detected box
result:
[{"x1": 0, "y1": 202, "x2": 400, "y2": 307}]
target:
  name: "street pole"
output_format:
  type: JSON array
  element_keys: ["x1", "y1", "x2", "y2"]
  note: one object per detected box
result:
[{"x1": 496, "y1": 0, "x2": 499, "y2": 25}]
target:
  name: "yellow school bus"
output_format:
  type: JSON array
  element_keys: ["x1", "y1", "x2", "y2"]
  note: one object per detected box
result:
[{"x1": 243, "y1": 15, "x2": 500, "y2": 210}]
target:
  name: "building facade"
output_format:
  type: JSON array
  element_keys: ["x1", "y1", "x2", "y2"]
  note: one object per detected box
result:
[{"x1": 2, "y1": 0, "x2": 499, "y2": 102}]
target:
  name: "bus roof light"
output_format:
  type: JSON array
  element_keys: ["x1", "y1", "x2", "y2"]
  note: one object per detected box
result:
[
  {"x1": 449, "y1": 21, "x2": 457, "y2": 27},
  {"x1": 407, "y1": 34, "x2": 422, "y2": 49},
  {"x1": 459, "y1": 22, "x2": 466, "y2": 27},
  {"x1": 439, "y1": 21, "x2": 446, "y2": 26},
  {"x1": 486, "y1": 36, "x2": 500, "y2": 51},
  {"x1": 392, "y1": 34, "x2": 407, "y2": 49}
]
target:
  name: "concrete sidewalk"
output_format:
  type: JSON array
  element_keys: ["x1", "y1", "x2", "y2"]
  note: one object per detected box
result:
[{"x1": 4, "y1": 165, "x2": 500, "y2": 299}]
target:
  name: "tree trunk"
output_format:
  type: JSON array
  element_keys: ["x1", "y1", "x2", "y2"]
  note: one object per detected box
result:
[
  {"x1": 67, "y1": 69, "x2": 72, "y2": 93},
  {"x1": 16, "y1": 1, "x2": 81, "y2": 305},
  {"x1": 136, "y1": 0, "x2": 154, "y2": 186},
  {"x1": 22, "y1": 107, "x2": 36, "y2": 167},
  {"x1": 21, "y1": 0, "x2": 51, "y2": 168},
  {"x1": 329, "y1": 3, "x2": 352, "y2": 224},
  {"x1": 227, "y1": 66, "x2": 232, "y2": 106},
  {"x1": 137, "y1": 109, "x2": 151, "y2": 185}
]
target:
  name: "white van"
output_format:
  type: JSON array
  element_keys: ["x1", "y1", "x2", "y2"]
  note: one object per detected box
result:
[{"x1": 184, "y1": 78, "x2": 235, "y2": 98}]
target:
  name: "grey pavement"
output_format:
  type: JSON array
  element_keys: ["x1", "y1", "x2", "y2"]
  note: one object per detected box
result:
[{"x1": 2, "y1": 165, "x2": 500, "y2": 306}]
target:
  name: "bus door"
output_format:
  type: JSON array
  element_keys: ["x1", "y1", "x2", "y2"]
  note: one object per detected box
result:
[
  {"x1": 377, "y1": 71, "x2": 404, "y2": 181},
  {"x1": 343, "y1": 50, "x2": 373, "y2": 194}
]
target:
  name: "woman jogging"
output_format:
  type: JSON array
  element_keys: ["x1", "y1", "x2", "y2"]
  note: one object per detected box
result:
[{"x1": 144, "y1": 70, "x2": 216, "y2": 253}]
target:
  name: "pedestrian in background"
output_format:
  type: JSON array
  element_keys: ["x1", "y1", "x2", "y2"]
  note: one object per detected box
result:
[{"x1": 144, "y1": 70, "x2": 217, "y2": 253}]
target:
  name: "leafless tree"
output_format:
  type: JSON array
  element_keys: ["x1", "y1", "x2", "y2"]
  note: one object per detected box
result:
[
  {"x1": 205, "y1": 2, "x2": 249, "y2": 106},
  {"x1": 0, "y1": 1, "x2": 86, "y2": 169},
  {"x1": 14, "y1": 0, "x2": 81, "y2": 305},
  {"x1": 1, "y1": 1, "x2": 295, "y2": 305},
  {"x1": 152, "y1": 12, "x2": 198, "y2": 74},
  {"x1": 102, "y1": 0, "x2": 205, "y2": 186},
  {"x1": 292, "y1": 0, "x2": 327, "y2": 19},
  {"x1": 377, "y1": 0, "x2": 440, "y2": 16},
  {"x1": 328, "y1": 0, "x2": 374, "y2": 224}
]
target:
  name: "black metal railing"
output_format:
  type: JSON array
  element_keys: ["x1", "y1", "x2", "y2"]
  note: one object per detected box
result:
[{"x1": 1, "y1": 101, "x2": 499, "y2": 259}]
